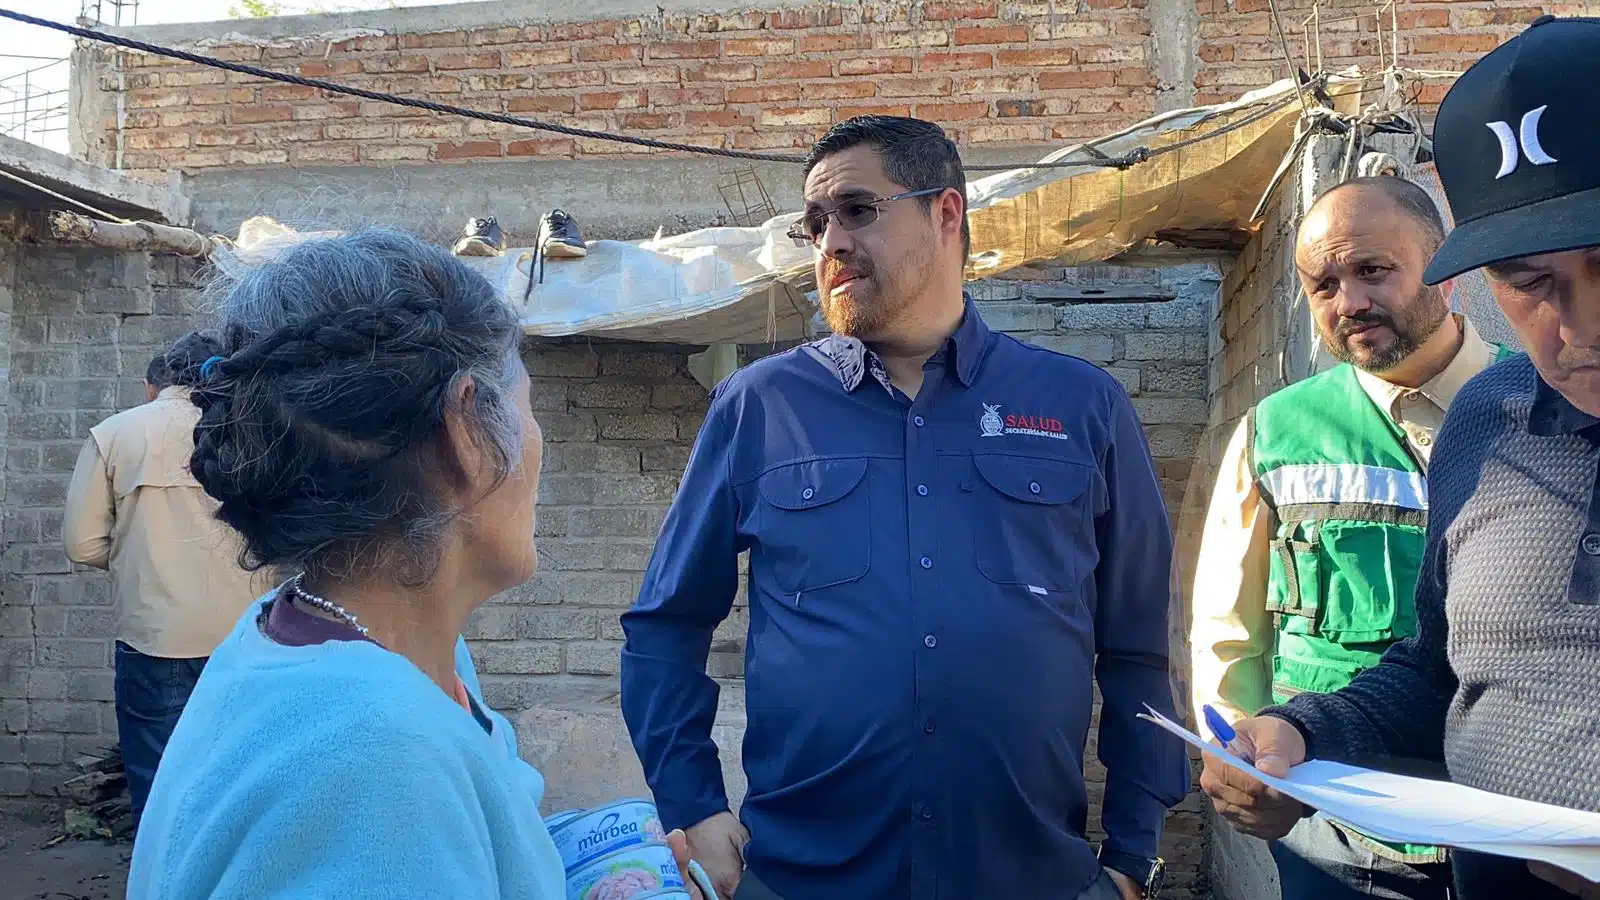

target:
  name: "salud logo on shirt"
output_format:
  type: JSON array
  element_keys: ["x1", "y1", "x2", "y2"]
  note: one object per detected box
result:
[{"x1": 979, "y1": 404, "x2": 1068, "y2": 440}]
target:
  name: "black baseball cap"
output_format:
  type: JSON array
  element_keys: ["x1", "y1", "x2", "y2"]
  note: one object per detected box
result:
[{"x1": 1423, "y1": 16, "x2": 1600, "y2": 285}]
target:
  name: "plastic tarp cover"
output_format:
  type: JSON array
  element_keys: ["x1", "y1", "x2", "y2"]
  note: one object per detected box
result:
[
  {"x1": 207, "y1": 75, "x2": 1372, "y2": 345},
  {"x1": 457, "y1": 218, "x2": 819, "y2": 344},
  {"x1": 965, "y1": 79, "x2": 1308, "y2": 275}
]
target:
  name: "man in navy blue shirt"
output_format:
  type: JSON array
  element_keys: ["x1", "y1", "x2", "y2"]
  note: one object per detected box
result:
[{"x1": 620, "y1": 116, "x2": 1191, "y2": 900}]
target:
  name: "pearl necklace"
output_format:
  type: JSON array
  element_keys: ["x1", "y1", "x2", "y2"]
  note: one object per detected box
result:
[{"x1": 288, "y1": 574, "x2": 369, "y2": 638}]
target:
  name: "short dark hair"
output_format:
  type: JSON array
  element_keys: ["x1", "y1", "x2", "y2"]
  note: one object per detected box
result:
[
  {"x1": 145, "y1": 354, "x2": 172, "y2": 388},
  {"x1": 147, "y1": 331, "x2": 224, "y2": 390},
  {"x1": 803, "y1": 115, "x2": 970, "y2": 257},
  {"x1": 1313, "y1": 176, "x2": 1448, "y2": 254},
  {"x1": 189, "y1": 228, "x2": 525, "y2": 585}
]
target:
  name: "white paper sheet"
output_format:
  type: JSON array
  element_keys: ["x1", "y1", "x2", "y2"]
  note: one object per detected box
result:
[{"x1": 1139, "y1": 706, "x2": 1600, "y2": 879}]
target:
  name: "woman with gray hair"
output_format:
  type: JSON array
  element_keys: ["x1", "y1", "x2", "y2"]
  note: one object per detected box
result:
[{"x1": 125, "y1": 228, "x2": 706, "y2": 900}]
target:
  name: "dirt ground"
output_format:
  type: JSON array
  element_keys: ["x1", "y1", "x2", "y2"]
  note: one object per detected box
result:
[{"x1": 0, "y1": 815, "x2": 129, "y2": 900}]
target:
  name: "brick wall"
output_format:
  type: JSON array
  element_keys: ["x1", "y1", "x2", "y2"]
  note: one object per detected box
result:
[
  {"x1": 77, "y1": 0, "x2": 1558, "y2": 181},
  {"x1": 1194, "y1": 0, "x2": 1559, "y2": 109},
  {"x1": 86, "y1": 0, "x2": 1157, "y2": 179}
]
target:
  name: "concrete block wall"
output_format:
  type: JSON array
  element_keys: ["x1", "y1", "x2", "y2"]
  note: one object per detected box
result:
[
  {"x1": 0, "y1": 233, "x2": 1216, "y2": 893},
  {"x1": 73, "y1": 0, "x2": 1559, "y2": 182},
  {"x1": 0, "y1": 245, "x2": 206, "y2": 815},
  {"x1": 467, "y1": 339, "x2": 747, "y2": 715}
]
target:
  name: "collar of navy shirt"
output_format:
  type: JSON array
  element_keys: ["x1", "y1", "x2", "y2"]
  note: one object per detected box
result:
[
  {"x1": 810, "y1": 294, "x2": 992, "y2": 393},
  {"x1": 1529, "y1": 373, "x2": 1600, "y2": 436}
]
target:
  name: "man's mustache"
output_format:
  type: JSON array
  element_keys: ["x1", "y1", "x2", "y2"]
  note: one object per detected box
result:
[
  {"x1": 821, "y1": 259, "x2": 872, "y2": 292},
  {"x1": 1334, "y1": 312, "x2": 1393, "y2": 339}
]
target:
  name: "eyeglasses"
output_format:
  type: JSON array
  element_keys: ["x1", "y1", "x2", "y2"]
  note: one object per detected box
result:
[{"x1": 786, "y1": 187, "x2": 948, "y2": 248}]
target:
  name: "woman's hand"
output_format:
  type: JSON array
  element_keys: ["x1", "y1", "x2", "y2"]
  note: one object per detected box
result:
[{"x1": 668, "y1": 828, "x2": 710, "y2": 900}]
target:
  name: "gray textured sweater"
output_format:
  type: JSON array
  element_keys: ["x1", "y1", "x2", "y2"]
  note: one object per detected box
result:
[{"x1": 1269, "y1": 353, "x2": 1600, "y2": 897}]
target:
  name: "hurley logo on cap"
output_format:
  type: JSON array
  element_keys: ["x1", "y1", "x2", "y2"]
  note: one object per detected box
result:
[
  {"x1": 1422, "y1": 16, "x2": 1600, "y2": 285},
  {"x1": 1485, "y1": 105, "x2": 1558, "y2": 179}
]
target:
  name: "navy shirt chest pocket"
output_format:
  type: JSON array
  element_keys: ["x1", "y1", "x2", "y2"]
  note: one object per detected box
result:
[
  {"x1": 753, "y1": 457, "x2": 872, "y2": 594},
  {"x1": 966, "y1": 453, "x2": 1093, "y2": 594}
]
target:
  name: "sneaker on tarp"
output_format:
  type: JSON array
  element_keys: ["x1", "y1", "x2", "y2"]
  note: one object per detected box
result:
[
  {"x1": 537, "y1": 209, "x2": 587, "y2": 259},
  {"x1": 453, "y1": 216, "x2": 506, "y2": 257}
]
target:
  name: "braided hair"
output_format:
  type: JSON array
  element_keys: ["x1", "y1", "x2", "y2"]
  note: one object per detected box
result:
[{"x1": 190, "y1": 228, "x2": 524, "y2": 584}]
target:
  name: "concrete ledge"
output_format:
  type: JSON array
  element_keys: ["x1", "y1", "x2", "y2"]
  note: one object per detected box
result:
[
  {"x1": 513, "y1": 685, "x2": 748, "y2": 817},
  {"x1": 0, "y1": 134, "x2": 189, "y2": 225}
]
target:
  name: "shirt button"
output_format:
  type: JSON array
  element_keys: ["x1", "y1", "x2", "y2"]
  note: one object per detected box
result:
[
  {"x1": 917, "y1": 484, "x2": 928, "y2": 496},
  {"x1": 1029, "y1": 481, "x2": 1041, "y2": 494},
  {"x1": 920, "y1": 556, "x2": 933, "y2": 569},
  {"x1": 801, "y1": 487, "x2": 815, "y2": 500},
  {"x1": 1583, "y1": 533, "x2": 1600, "y2": 556},
  {"x1": 913, "y1": 415, "x2": 925, "y2": 427},
  {"x1": 924, "y1": 634, "x2": 937, "y2": 648},
  {"x1": 920, "y1": 805, "x2": 934, "y2": 820},
  {"x1": 923, "y1": 718, "x2": 936, "y2": 734}
]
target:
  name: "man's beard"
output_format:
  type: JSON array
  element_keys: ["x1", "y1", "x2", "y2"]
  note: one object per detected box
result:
[
  {"x1": 1322, "y1": 285, "x2": 1450, "y2": 373},
  {"x1": 819, "y1": 257, "x2": 909, "y2": 338}
]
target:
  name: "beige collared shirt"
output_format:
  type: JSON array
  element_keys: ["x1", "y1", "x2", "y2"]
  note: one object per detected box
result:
[
  {"x1": 1190, "y1": 315, "x2": 1500, "y2": 725},
  {"x1": 63, "y1": 386, "x2": 272, "y2": 659}
]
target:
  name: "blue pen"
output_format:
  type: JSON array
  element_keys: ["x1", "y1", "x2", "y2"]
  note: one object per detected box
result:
[{"x1": 1202, "y1": 704, "x2": 1250, "y2": 762}]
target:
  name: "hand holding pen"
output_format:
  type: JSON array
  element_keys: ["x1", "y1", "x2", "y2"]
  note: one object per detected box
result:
[{"x1": 1197, "y1": 703, "x2": 1311, "y2": 840}]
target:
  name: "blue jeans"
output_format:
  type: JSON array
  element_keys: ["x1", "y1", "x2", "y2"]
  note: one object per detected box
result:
[
  {"x1": 1271, "y1": 814, "x2": 1452, "y2": 900},
  {"x1": 114, "y1": 642, "x2": 206, "y2": 824}
]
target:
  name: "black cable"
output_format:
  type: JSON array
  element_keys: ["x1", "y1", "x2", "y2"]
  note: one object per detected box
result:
[{"x1": 0, "y1": 7, "x2": 1304, "y2": 173}]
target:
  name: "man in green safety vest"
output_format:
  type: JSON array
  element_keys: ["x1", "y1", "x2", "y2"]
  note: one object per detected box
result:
[{"x1": 1190, "y1": 175, "x2": 1513, "y2": 900}]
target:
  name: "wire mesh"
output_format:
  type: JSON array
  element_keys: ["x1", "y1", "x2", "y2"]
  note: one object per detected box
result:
[
  {"x1": 0, "y1": 57, "x2": 69, "y2": 147},
  {"x1": 716, "y1": 167, "x2": 779, "y2": 228}
]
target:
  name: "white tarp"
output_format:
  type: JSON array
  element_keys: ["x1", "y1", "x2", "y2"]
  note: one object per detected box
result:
[{"x1": 456, "y1": 217, "x2": 818, "y2": 344}]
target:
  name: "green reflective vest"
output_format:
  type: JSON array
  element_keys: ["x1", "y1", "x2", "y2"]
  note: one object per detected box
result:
[
  {"x1": 1248, "y1": 348, "x2": 1510, "y2": 864},
  {"x1": 1252, "y1": 364, "x2": 1429, "y2": 704}
]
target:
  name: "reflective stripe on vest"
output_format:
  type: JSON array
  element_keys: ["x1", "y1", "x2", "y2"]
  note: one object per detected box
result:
[{"x1": 1258, "y1": 463, "x2": 1427, "y2": 511}]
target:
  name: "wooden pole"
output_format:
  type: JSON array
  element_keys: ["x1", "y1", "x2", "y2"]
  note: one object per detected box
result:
[{"x1": 45, "y1": 209, "x2": 212, "y2": 257}]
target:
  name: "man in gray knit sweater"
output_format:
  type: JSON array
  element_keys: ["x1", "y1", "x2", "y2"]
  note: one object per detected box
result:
[{"x1": 1201, "y1": 16, "x2": 1600, "y2": 900}]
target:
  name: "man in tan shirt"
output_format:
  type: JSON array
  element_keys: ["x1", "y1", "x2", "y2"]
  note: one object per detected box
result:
[
  {"x1": 1189, "y1": 177, "x2": 1510, "y2": 900},
  {"x1": 63, "y1": 332, "x2": 268, "y2": 826}
]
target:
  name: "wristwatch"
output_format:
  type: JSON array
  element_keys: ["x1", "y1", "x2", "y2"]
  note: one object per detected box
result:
[{"x1": 1096, "y1": 846, "x2": 1166, "y2": 899}]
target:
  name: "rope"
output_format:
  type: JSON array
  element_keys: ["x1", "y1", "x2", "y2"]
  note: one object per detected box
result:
[{"x1": 1, "y1": 6, "x2": 1303, "y2": 173}]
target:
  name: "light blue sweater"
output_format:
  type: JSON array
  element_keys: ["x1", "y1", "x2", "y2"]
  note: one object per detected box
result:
[{"x1": 127, "y1": 597, "x2": 566, "y2": 900}]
